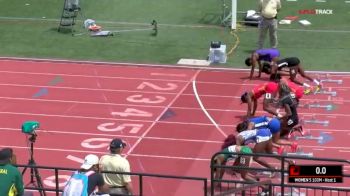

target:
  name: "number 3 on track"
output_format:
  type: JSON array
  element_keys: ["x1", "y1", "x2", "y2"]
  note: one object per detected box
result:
[{"x1": 111, "y1": 108, "x2": 153, "y2": 118}]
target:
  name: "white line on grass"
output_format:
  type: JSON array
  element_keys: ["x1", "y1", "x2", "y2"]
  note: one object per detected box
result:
[{"x1": 2, "y1": 16, "x2": 350, "y2": 33}]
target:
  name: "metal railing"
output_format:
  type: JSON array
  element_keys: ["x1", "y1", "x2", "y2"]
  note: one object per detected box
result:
[
  {"x1": 14, "y1": 153, "x2": 350, "y2": 196},
  {"x1": 210, "y1": 152, "x2": 350, "y2": 196},
  {"x1": 16, "y1": 164, "x2": 208, "y2": 196}
]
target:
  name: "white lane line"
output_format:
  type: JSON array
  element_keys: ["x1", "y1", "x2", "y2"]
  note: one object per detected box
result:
[
  {"x1": 125, "y1": 70, "x2": 202, "y2": 158},
  {"x1": 0, "y1": 70, "x2": 188, "y2": 82},
  {"x1": 2, "y1": 56, "x2": 350, "y2": 75},
  {"x1": 150, "y1": 73, "x2": 187, "y2": 77},
  {"x1": 1, "y1": 112, "x2": 350, "y2": 131},
  {"x1": 339, "y1": 150, "x2": 350, "y2": 153},
  {"x1": 0, "y1": 97, "x2": 350, "y2": 118},
  {"x1": 193, "y1": 79, "x2": 227, "y2": 138},
  {"x1": 1, "y1": 128, "x2": 349, "y2": 150}
]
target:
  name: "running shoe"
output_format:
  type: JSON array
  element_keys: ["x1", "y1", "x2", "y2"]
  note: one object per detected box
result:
[
  {"x1": 314, "y1": 85, "x2": 322, "y2": 93},
  {"x1": 303, "y1": 88, "x2": 312, "y2": 95}
]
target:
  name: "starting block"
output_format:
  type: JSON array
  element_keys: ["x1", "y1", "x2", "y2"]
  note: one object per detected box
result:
[
  {"x1": 301, "y1": 118, "x2": 329, "y2": 126},
  {"x1": 303, "y1": 103, "x2": 336, "y2": 111},
  {"x1": 273, "y1": 151, "x2": 313, "y2": 157},
  {"x1": 314, "y1": 90, "x2": 337, "y2": 97},
  {"x1": 285, "y1": 152, "x2": 313, "y2": 157},
  {"x1": 294, "y1": 132, "x2": 333, "y2": 144},
  {"x1": 320, "y1": 79, "x2": 343, "y2": 85}
]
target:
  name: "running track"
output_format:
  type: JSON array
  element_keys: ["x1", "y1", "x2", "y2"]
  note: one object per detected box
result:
[{"x1": 0, "y1": 59, "x2": 349, "y2": 195}]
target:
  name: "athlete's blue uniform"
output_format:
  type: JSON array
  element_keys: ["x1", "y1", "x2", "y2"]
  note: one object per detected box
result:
[
  {"x1": 238, "y1": 128, "x2": 272, "y2": 144},
  {"x1": 249, "y1": 116, "x2": 280, "y2": 134}
]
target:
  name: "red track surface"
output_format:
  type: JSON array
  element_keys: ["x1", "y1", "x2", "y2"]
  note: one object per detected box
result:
[{"x1": 0, "y1": 59, "x2": 349, "y2": 195}]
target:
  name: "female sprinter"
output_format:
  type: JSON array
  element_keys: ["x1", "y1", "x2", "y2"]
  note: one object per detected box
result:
[
  {"x1": 235, "y1": 128, "x2": 276, "y2": 171},
  {"x1": 240, "y1": 82, "x2": 278, "y2": 118},
  {"x1": 236, "y1": 116, "x2": 298, "y2": 154},
  {"x1": 278, "y1": 82, "x2": 300, "y2": 137},
  {"x1": 212, "y1": 137, "x2": 257, "y2": 188}
]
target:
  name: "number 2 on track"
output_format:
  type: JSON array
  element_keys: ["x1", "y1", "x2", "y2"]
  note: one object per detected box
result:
[{"x1": 137, "y1": 82, "x2": 178, "y2": 91}]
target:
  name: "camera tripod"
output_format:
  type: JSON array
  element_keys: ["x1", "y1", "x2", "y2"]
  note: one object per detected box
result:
[{"x1": 22, "y1": 133, "x2": 46, "y2": 196}]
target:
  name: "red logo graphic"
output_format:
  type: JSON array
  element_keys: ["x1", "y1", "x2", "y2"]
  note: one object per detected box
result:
[{"x1": 289, "y1": 165, "x2": 301, "y2": 176}]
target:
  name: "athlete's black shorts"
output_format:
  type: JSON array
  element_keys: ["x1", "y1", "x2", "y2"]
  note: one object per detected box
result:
[
  {"x1": 277, "y1": 57, "x2": 300, "y2": 69},
  {"x1": 286, "y1": 115, "x2": 299, "y2": 128}
]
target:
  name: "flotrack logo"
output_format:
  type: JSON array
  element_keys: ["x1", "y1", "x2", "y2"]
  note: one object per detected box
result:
[{"x1": 298, "y1": 9, "x2": 333, "y2": 15}]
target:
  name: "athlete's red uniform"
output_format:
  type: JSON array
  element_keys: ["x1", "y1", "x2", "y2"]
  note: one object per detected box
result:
[{"x1": 251, "y1": 82, "x2": 278, "y2": 99}]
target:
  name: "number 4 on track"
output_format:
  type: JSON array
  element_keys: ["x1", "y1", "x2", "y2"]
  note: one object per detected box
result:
[{"x1": 111, "y1": 108, "x2": 153, "y2": 118}]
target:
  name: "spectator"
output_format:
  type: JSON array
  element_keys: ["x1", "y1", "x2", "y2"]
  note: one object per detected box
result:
[
  {"x1": 100, "y1": 138, "x2": 133, "y2": 195},
  {"x1": 63, "y1": 154, "x2": 109, "y2": 195},
  {"x1": 0, "y1": 148, "x2": 24, "y2": 196},
  {"x1": 257, "y1": 0, "x2": 281, "y2": 49}
]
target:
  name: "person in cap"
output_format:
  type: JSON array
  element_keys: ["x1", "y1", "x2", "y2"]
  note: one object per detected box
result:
[
  {"x1": 240, "y1": 82, "x2": 279, "y2": 118},
  {"x1": 245, "y1": 48, "x2": 280, "y2": 80},
  {"x1": 213, "y1": 138, "x2": 256, "y2": 188},
  {"x1": 78, "y1": 154, "x2": 109, "y2": 195},
  {"x1": 99, "y1": 138, "x2": 133, "y2": 195},
  {"x1": 0, "y1": 148, "x2": 24, "y2": 196}
]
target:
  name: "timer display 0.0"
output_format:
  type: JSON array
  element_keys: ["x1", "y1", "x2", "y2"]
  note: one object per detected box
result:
[{"x1": 288, "y1": 165, "x2": 343, "y2": 183}]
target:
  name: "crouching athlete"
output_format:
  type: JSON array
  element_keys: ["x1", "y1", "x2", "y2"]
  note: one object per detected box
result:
[
  {"x1": 212, "y1": 143, "x2": 256, "y2": 187},
  {"x1": 236, "y1": 116, "x2": 298, "y2": 155}
]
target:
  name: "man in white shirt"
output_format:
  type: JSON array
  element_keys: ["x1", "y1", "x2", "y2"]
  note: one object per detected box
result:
[
  {"x1": 100, "y1": 138, "x2": 133, "y2": 195},
  {"x1": 258, "y1": 0, "x2": 281, "y2": 49}
]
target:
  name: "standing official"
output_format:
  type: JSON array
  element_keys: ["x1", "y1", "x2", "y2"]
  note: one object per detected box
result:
[{"x1": 258, "y1": 0, "x2": 281, "y2": 49}]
